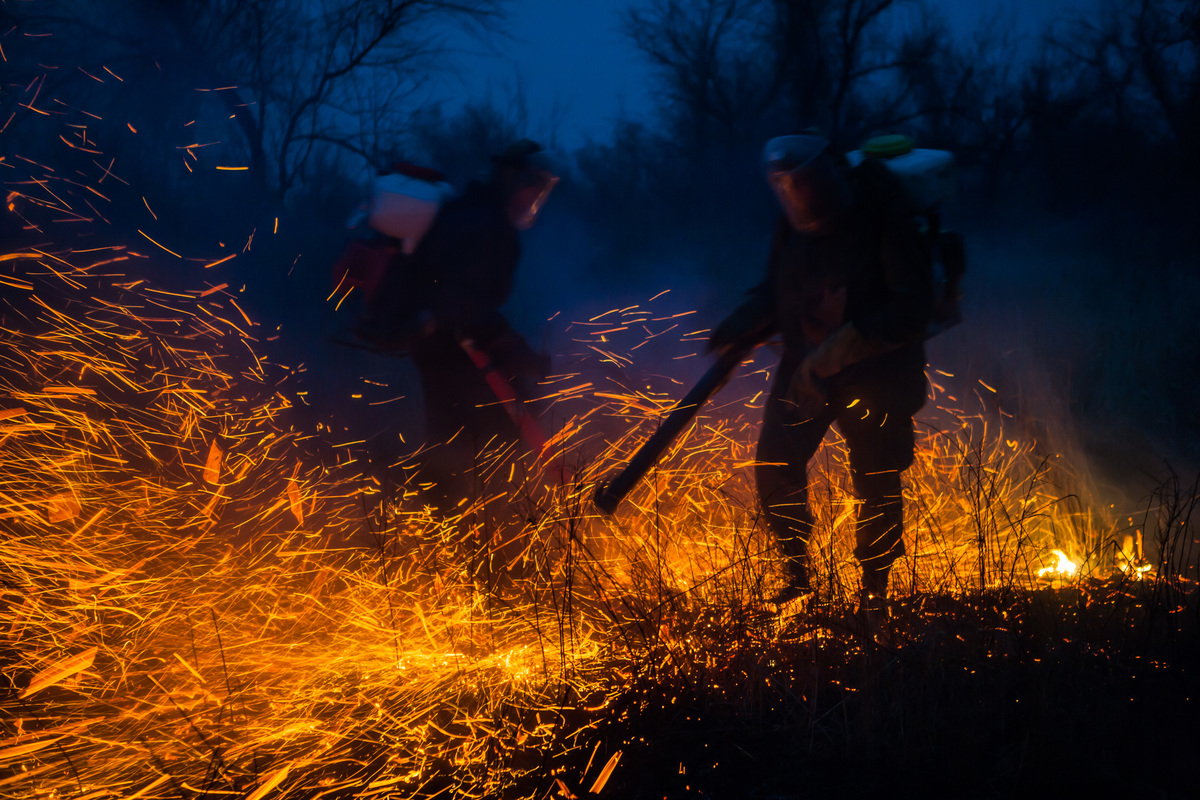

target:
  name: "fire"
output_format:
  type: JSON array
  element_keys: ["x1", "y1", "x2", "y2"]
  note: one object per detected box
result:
[
  {"x1": 1123, "y1": 561, "x2": 1154, "y2": 579},
  {"x1": 1117, "y1": 532, "x2": 1153, "y2": 579},
  {"x1": 1036, "y1": 549, "x2": 1078, "y2": 579}
]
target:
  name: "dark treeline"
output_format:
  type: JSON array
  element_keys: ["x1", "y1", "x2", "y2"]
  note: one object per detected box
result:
[{"x1": 2, "y1": 0, "x2": 1198, "y2": 466}]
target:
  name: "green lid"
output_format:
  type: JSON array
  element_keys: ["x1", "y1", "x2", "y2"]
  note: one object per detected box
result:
[{"x1": 861, "y1": 134, "x2": 915, "y2": 159}]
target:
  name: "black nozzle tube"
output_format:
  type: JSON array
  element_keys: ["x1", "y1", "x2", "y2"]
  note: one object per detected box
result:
[{"x1": 592, "y1": 345, "x2": 750, "y2": 515}]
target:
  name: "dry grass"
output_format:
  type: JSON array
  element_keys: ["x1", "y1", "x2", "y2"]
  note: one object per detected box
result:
[{"x1": 2, "y1": 251, "x2": 1196, "y2": 799}]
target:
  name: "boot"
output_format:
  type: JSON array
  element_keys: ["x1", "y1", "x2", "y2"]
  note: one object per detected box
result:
[
  {"x1": 859, "y1": 566, "x2": 890, "y2": 615},
  {"x1": 858, "y1": 567, "x2": 898, "y2": 647},
  {"x1": 769, "y1": 557, "x2": 812, "y2": 607}
]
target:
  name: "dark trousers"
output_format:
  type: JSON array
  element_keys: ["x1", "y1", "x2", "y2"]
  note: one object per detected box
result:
[
  {"x1": 409, "y1": 322, "x2": 546, "y2": 590},
  {"x1": 410, "y1": 320, "x2": 543, "y2": 510},
  {"x1": 755, "y1": 346, "x2": 927, "y2": 583}
]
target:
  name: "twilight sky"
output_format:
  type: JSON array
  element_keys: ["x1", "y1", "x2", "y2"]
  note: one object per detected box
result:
[{"x1": 429, "y1": 0, "x2": 1091, "y2": 150}]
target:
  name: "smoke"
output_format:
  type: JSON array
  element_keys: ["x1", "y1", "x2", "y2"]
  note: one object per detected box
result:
[{"x1": 925, "y1": 211, "x2": 1200, "y2": 549}]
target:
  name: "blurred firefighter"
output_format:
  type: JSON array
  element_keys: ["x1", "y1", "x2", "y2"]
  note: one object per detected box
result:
[
  {"x1": 358, "y1": 139, "x2": 559, "y2": 519},
  {"x1": 709, "y1": 133, "x2": 937, "y2": 613}
]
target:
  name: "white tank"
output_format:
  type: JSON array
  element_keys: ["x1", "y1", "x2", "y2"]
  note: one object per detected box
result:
[
  {"x1": 846, "y1": 146, "x2": 956, "y2": 212},
  {"x1": 367, "y1": 172, "x2": 454, "y2": 253}
]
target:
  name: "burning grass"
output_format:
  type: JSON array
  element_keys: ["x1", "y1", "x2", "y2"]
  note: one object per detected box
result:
[{"x1": 2, "y1": 248, "x2": 1197, "y2": 799}]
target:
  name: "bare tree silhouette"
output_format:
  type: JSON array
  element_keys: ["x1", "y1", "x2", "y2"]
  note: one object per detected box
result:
[{"x1": 2, "y1": 0, "x2": 509, "y2": 204}]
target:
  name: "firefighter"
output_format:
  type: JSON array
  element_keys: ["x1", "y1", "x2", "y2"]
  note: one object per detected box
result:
[
  {"x1": 365, "y1": 140, "x2": 559, "y2": 514},
  {"x1": 708, "y1": 133, "x2": 935, "y2": 612}
]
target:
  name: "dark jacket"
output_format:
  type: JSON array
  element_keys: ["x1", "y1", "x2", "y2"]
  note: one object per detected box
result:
[{"x1": 737, "y1": 158, "x2": 934, "y2": 379}]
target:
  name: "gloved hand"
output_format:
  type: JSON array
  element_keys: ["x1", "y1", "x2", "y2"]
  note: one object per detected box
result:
[
  {"x1": 707, "y1": 298, "x2": 774, "y2": 355},
  {"x1": 808, "y1": 323, "x2": 902, "y2": 378},
  {"x1": 786, "y1": 356, "x2": 828, "y2": 419}
]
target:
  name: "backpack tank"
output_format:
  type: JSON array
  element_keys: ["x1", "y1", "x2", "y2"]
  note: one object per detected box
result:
[
  {"x1": 847, "y1": 135, "x2": 965, "y2": 336},
  {"x1": 846, "y1": 135, "x2": 956, "y2": 212},
  {"x1": 367, "y1": 165, "x2": 454, "y2": 253}
]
